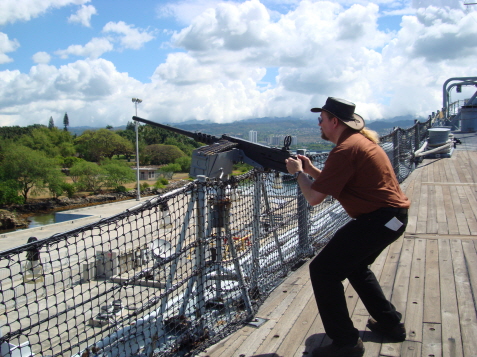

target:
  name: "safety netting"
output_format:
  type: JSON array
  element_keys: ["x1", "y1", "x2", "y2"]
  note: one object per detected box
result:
[{"x1": 0, "y1": 118, "x2": 431, "y2": 357}]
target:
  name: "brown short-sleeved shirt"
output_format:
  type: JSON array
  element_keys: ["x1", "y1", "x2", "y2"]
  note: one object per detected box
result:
[{"x1": 311, "y1": 130, "x2": 410, "y2": 218}]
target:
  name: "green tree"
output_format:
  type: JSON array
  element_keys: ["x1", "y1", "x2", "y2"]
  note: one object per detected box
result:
[
  {"x1": 0, "y1": 138, "x2": 15, "y2": 162},
  {"x1": 159, "y1": 163, "x2": 181, "y2": 173},
  {"x1": 117, "y1": 127, "x2": 136, "y2": 144},
  {"x1": 126, "y1": 121, "x2": 136, "y2": 131},
  {"x1": 47, "y1": 173, "x2": 69, "y2": 198},
  {"x1": 19, "y1": 126, "x2": 75, "y2": 158},
  {"x1": 69, "y1": 161, "x2": 105, "y2": 193},
  {"x1": 48, "y1": 117, "x2": 55, "y2": 129},
  {"x1": 116, "y1": 123, "x2": 137, "y2": 161},
  {"x1": 63, "y1": 156, "x2": 85, "y2": 168},
  {"x1": 19, "y1": 127, "x2": 58, "y2": 157},
  {"x1": 100, "y1": 159, "x2": 136, "y2": 189},
  {"x1": 0, "y1": 125, "x2": 39, "y2": 140},
  {"x1": 142, "y1": 144, "x2": 185, "y2": 165},
  {"x1": 75, "y1": 129, "x2": 134, "y2": 161},
  {"x1": 0, "y1": 180, "x2": 24, "y2": 205},
  {"x1": 0, "y1": 145, "x2": 62, "y2": 201},
  {"x1": 175, "y1": 156, "x2": 191, "y2": 172},
  {"x1": 63, "y1": 112, "x2": 69, "y2": 131},
  {"x1": 163, "y1": 137, "x2": 196, "y2": 156},
  {"x1": 139, "y1": 124, "x2": 199, "y2": 148}
]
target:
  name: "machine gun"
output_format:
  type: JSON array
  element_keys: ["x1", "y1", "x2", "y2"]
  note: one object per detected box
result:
[{"x1": 133, "y1": 116, "x2": 295, "y2": 178}]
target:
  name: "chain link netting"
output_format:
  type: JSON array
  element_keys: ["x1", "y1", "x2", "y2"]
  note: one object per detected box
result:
[
  {"x1": 380, "y1": 119, "x2": 432, "y2": 182},
  {"x1": 0, "y1": 118, "x2": 431, "y2": 357}
]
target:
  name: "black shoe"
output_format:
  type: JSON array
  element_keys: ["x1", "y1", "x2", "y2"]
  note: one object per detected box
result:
[
  {"x1": 367, "y1": 318, "x2": 406, "y2": 341},
  {"x1": 311, "y1": 338, "x2": 364, "y2": 357}
]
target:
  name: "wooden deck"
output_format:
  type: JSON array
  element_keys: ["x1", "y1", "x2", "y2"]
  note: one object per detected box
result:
[{"x1": 199, "y1": 150, "x2": 477, "y2": 357}]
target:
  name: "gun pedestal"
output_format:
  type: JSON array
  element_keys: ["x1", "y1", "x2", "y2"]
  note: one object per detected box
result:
[{"x1": 131, "y1": 116, "x2": 297, "y2": 318}]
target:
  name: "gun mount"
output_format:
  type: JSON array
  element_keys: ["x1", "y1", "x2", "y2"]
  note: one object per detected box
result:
[{"x1": 133, "y1": 116, "x2": 295, "y2": 178}]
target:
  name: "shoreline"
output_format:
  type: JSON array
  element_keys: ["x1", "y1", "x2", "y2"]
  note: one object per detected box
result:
[{"x1": 1, "y1": 179, "x2": 191, "y2": 232}]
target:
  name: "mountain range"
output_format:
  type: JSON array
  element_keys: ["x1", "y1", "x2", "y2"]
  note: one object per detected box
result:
[{"x1": 68, "y1": 114, "x2": 424, "y2": 140}]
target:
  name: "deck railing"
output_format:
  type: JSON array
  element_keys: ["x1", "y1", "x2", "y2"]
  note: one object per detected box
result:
[{"x1": 0, "y1": 118, "x2": 432, "y2": 357}]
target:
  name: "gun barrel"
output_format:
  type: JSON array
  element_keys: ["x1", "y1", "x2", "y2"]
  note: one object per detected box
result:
[
  {"x1": 132, "y1": 116, "x2": 219, "y2": 144},
  {"x1": 132, "y1": 116, "x2": 294, "y2": 173}
]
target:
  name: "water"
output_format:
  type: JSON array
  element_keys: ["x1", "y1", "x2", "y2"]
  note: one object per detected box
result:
[
  {"x1": 1, "y1": 211, "x2": 91, "y2": 233},
  {"x1": 28, "y1": 212, "x2": 56, "y2": 228}
]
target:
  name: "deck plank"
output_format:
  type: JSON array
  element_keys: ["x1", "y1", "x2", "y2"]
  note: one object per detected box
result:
[
  {"x1": 405, "y1": 165, "x2": 422, "y2": 234},
  {"x1": 416, "y1": 167, "x2": 429, "y2": 234},
  {"x1": 426, "y1": 183, "x2": 438, "y2": 233},
  {"x1": 435, "y1": 185, "x2": 449, "y2": 234},
  {"x1": 404, "y1": 238, "x2": 426, "y2": 343},
  {"x1": 423, "y1": 239, "x2": 441, "y2": 324},
  {"x1": 422, "y1": 322, "x2": 442, "y2": 357},
  {"x1": 450, "y1": 185, "x2": 471, "y2": 235},
  {"x1": 379, "y1": 237, "x2": 406, "y2": 357},
  {"x1": 442, "y1": 185, "x2": 460, "y2": 235},
  {"x1": 459, "y1": 186, "x2": 477, "y2": 235},
  {"x1": 275, "y1": 291, "x2": 318, "y2": 357},
  {"x1": 452, "y1": 239, "x2": 477, "y2": 357},
  {"x1": 439, "y1": 239, "x2": 464, "y2": 357},
  {"x1": 461, "y1": 240, "x2": 477, "y2": 308},
  {"x1": 252, "y1": 281, "x2": 314, "y2": 356}
]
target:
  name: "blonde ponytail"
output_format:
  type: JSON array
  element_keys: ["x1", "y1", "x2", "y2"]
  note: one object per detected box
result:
[{"x1": 359, "y1": 127, "x2": 380, "y2": 144}]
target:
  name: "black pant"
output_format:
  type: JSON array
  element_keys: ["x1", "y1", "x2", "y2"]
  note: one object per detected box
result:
[{"x1": 309, "y1": 208, "x2": 408, "y2": 346}]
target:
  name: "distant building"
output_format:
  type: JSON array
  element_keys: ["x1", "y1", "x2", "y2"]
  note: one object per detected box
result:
[
  {"x1": 132, "y1": 167, "x2": 159, "y2": 180},
  {"x1": 249, "y1": 130, "x2": 258, "y2": 143},
  {"x1": 269, "y1": 135, "x2": 284, "y2": 146},
  {"x1": 268, "y1": 135, "x2": 298, "y2": 147}
]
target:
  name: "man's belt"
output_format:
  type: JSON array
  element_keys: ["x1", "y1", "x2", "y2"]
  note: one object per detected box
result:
[{"x1": 378, "y1": 207, "x2": 408, "y2": 215}]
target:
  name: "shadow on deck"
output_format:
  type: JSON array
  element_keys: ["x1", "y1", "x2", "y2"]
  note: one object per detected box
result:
[{"x1": 199, "y1": 150, "x2": 477, "y2": 357}]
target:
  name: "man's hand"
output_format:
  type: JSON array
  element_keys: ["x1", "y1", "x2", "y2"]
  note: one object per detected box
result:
[
  {"x1": 285, "y1": 155, "x2": 327, "y2": 206},
  {"x1": 286, "y1": 156, "x2": 303, "y2": 174},
  {"x1": 296, "y1": 155, "x2": 313, "y2": 174}
]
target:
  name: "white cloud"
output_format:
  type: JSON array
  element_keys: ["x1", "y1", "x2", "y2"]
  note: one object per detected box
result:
[
  {"x1": 154, "y1": 0, "x2": 477, "y2": 121},
  {"x1": 172, "y1": 0, "x2": 271, "y2": 52},
  {"x1": 412, "y1": 0, "x2": 464, "y2": 10},
  {"x1": 411, "y1": 8, "x2": 477, "y2": 61},
  {"x1": 68, "y1": 4, "x2": 97, "y2": 27},
  {"x1": 382, "y1": 7, "x2": 477, "y2": 62},
  {"x1": 0, "y1": 0, "x2": 90, "y2": 26},
  {"x1": 0, "y1": 32, "x2": 20, "y2": 64},
  {"x1": 157, "y1": 0, "x2": 223, "y2": 25},
  {"x1": 102, "y1": 21, "x2": 156, "y2": 50},
  {"x1": 1, "y1": 0, "x2": 476, "y2": 127},
  {"x1": 32, "y1": 51, "x2": 51, "y2": 64},
  {"x1": 0, "y1": 59, "x2": 141, "y2": 126},
  {"x1": 53, "y1": 21, "x2": 154, "y2": 62},
  {"x1": 55, "y1": 37, "x2": 114, "y2": 59}
]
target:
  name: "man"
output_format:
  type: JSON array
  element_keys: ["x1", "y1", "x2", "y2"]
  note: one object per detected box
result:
[{"x1": 286, "y1": 97, "x2": 410, "y2": 357}]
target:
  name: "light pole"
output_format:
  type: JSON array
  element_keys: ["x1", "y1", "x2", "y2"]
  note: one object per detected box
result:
[{"x1": 132, "y1": 98, "x2": 142, "y2": 201}]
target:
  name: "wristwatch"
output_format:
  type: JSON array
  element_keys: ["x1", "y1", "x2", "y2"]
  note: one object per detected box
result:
[{"x1": 294, "y1": 171, "x2": 303, "y2": 179}]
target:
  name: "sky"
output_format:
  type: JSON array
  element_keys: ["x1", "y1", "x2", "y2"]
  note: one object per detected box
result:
[{"x1": 0, "y1": 0, "x2": 476, "y2": 128}]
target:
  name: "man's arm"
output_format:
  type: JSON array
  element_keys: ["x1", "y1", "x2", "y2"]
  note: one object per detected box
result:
[
  {"x1": 297, "y1": 155, "x2": 322, "y2": 180},
  {"x1": 286, "y1": 156, "x2": 328, "y2": 206},
  {"x1": 296, "y1": 173, "x2": 328, "y2": 206}
]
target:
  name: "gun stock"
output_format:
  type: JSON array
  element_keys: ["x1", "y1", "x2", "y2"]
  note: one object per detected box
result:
[{"x1": 132, "y1": 116, "x2": 293, "y2": 174}]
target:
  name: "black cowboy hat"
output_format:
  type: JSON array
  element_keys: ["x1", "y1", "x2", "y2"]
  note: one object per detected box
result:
[{"x1": 311, "y1": 97, "x2": 365, "y2": 131}]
